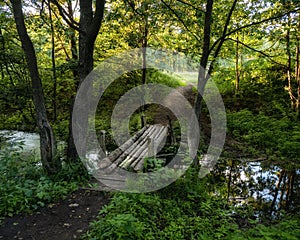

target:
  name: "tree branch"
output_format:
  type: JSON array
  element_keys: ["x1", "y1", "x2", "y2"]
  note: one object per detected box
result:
[
  {"x1": 207, "y1": 0, "x2": 238, "y2": 76},
  {"x1": 87, "y1": 0, "x2": 105, "y2": 45},
  {"x1": 50, "y1": 0, "x2": 80, "y2": 32},
  {"x1": 175, "y1": 0, "x2": 205, "y2": 13},
  {"x1": 210, "y1": 7, "x2": 300, "y2": 55},
  {"x1": 124, "y1": 0, "x2": 143, "y2": 16},
  {"x1": 160, "y1": 0, "x2": 201, "y2": 43},
  {"x1": 228, "y1": 37, "x2": 288, "y2": 69}
]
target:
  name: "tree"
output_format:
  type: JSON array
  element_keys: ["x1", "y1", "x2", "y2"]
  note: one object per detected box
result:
[
  {"x1": 193, "y1": 0, "x2": 238, "y2": 119},
  {"x1": 285, "y1": 10, "x2": 300, "y2": 117},
  {"x1": 11, "y1": 0, "x2": 60, "y2": 174},
  {"x1": 162, "y1": 0, "x2": 300, "y2": 118},
  {"x1": 50, "y1": 0, "x2": 106, "y2": 161}
]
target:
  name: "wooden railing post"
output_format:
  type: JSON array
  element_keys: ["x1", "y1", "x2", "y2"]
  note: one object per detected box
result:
[
  {"x1": 147, "y1": 137, "x2": 156, "y2": 158},
  {"x1": 167, "y1": 115, "x2": 175, "y2": 144},
  {"x1": 100, "y1": 130, "x2": 107, "y2": 156}
]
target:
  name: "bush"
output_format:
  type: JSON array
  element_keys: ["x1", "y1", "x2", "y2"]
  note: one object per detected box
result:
[
  {"x1": 227, "y1": 109, "x2": 300, "y2": 162},
  {"x1": 0, "y1": 145, "x2": 86, "y2": 220},
  {"x1": 83, "y1": 169, "x2": 239, "y2": 240},
  {"x1": 228, "y1": 218, "x2": 300, "y2": 239}
]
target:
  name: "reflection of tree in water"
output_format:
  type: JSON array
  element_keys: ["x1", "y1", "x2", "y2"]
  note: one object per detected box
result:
[
  {"x1": 269, "y1": 168, "x2": 300, "y2": 214},
  {"x1": 209, "y1": 158, "x2": 300, "y2": 219}
]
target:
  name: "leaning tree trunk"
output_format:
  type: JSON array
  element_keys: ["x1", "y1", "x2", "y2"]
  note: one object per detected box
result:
[
  {"x1": 235, "y1": 35, "x2": 240, "y2": 94},
  {"x1": 193, "y1": 0, "x2": 237, "y2": 167},
  {"x1": 11, "y1": 0, "x2": 60, "y2": 174},
  {"x1": 193, "y1": 0, "x2": 213, "y2": 167}
]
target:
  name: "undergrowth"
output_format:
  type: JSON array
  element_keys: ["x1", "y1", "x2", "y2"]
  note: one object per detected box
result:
[
  {"x1": 83, "y1": 169, "x2": 237, "y2": 240},
  {"x1": 0, "y1": 145, "x2": 89, "y2": 222},
  {"x1": 83, "y1": 168, "x2": 300, "y2": 239},
  {"x1": 227, "y1": 109, "x2": 300, "y2": 163}
]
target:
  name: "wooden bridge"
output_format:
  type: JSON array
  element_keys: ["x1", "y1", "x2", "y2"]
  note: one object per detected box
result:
[{"x1": 97, "y1": 124, "x2": 169, "y2": 172}]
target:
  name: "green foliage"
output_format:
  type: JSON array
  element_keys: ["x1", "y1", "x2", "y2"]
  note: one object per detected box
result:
[
  {"x1": 52, "y1": 119, "x2": 69, "y2": 141},
  {"x1": 84, "y1": 169, "x2": 239, "y2": 240},
  {"x1": 84, "y1": 165, "x2": 300, "y2": 240},
  {"x1": 228, "y1": 218, "x2": 300, "y2": 239},
  {"x1": 147, "y1": 70, "x2": 185, "y2": 88},
  {"x1": 143, "y1": 157, "x2": 164, "y2": 172},
  {"x1": 227, "y1": 109, "x2": 300, "y2": 162},
  {"x1": 0, "y1": 144, "x2": 87, "y2": 219}
]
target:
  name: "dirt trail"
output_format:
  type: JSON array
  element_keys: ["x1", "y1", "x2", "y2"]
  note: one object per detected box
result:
[{"x1": 153, "y1": 84, "x2": 196, "y2": 125}]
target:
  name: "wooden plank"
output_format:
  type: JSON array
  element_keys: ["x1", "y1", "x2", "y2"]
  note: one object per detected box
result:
[
  {"x1": 123, "y1": 125, "x2": 164, "y2": 169},
  {"x1": 97, "y1": 125, "x2": 149, "y2": 169},
  {"x1": 99, "y1": 125, "x2": 155, "y2": 172},
  {"x1": 119, "y1": 125, "x2": 160, "y2": 168},
  {"x1": 118, "y1": 125, "x2": 157, "y2": 165},
  {"x1": 97, "y1": 124, "x2": 169, "y2": 172},
  {"x1": 133, "y1": 125, "x2": 168, "y2": 171}
]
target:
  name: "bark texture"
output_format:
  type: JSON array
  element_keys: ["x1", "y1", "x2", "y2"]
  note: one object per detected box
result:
[{"x1": 11, "y1": 0, "x2": 60, "y2": 174}]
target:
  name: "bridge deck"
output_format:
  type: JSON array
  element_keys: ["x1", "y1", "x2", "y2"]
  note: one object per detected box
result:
[{"x1": 97, "y1": 124, "x2": 168, "y2": 172}]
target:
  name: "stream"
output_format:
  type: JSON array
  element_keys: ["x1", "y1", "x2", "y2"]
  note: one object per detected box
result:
[
  {"x1": 1, "y1": 130, "x2": 299, "y2": 216},
  {"x1": 0, "y1": 130, "x2": 40, "y2": 158}
]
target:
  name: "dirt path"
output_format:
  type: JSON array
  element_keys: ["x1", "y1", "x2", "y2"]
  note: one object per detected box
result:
[
  {"x1": 153, "y1": 84, "x2": 196, "y2": 124},
  {"x1": 0, "y1": 188, "x2": 109, "y2": 240}
]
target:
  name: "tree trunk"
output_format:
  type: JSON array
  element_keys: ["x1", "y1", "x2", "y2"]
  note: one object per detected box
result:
[
  {"x1": 192, "y1": 0, "x2": 213, "y2": 167},
  {"x1": 295, "y1": 40, "x2": 300, "y2": 119},
  {"x1": 235, "y1": 36, "x2": 240, "y2": 94},
  {"x1": 48, "y1": 1, "x2": 57, "y2": 121},
  {"x1": 11, "y1": 0, "x2": 60, "y2": 174},
  {"x1": 66, "y1": 0, "x2": 80, "y2": 162},
  {"x1": 67, "y1": 0, "x2": 105, "y2": 162},
  {"x1": 286, "y1": 14, "x2": 295, "y2": 110},
  {"x1": 140, "y1": 13, "x2": 148, "y2": 128},
  {"x1": 194, "y1": 0, "x2": 213, "y2": 121}
]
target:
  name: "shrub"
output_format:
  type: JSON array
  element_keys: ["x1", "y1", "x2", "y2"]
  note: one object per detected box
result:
[
  {"x1": 0, "y1": 145, "x2": 85, "y2": 220},
  {"x1": 83, "y1": 169, "x2": 238, "y2": 240}
]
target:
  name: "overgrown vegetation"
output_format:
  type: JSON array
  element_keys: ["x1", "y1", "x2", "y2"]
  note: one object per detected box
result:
[
  {"x1": 0, "y1": 144, "x2": 89, "y2": 222},
  {"x1": 83, "y1": 169, "x2": 300, "y2": 240},
  {"x1": 227, "y1": 109, "x2": 300, "y2": 162},
  {"x1": 0, "y1": 0, "x2": 300, "y2": 239}
]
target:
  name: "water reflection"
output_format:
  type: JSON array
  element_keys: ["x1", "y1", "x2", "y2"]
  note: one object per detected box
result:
[{"x1": 217, "y1": 158, "x2": 300, "y2": 218}]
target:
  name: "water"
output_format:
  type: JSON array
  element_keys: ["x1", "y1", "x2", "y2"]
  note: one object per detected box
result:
[
  {"x1": 220, "y1": 158, "x2": 300, "y2": 216},
  {"x1": 0, "y1": 130, "x2": 40, "y2": 158},
  {"x1": 0, "y1": 131, "x2": 298, "y2": 215}
]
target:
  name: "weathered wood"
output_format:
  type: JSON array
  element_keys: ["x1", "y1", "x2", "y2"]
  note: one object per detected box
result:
[
  {"x1": 98, "y1": 124, "x2": 168, "y2": 172},
  {"x1": 97, "y1": 125, "x2": 150, "y2": 169},
  {"x1": 133, "y1": 126, "x2": 168, "y2": 171},
  {"x1": 99, "y1": 130, "x2": 107, "y2": 156},
  {"x1": 119, "y1": 125, "x2": 157, "y2": 164},
  {"x1": 119, "y1": 125, "x2": 161, "y2": 168},
  {"x1": 167, "y1": 115, "x2": 176, "y2": 144},
  {"x1": 113, "y1": 126, "x2": 155, "y2": 169}
]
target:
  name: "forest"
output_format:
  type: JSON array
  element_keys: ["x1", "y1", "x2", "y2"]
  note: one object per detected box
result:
[{"x1": 0, "y1": 0, "x2": 300, "y2": 239}]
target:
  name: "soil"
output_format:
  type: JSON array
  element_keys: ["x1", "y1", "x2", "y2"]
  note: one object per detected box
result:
[
  {"x1": 0, "y1": 187, "x2": 110, "y2": 240},
  {"x1": 153, "y1": 84, "x2": 196, "y2": 125}
]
